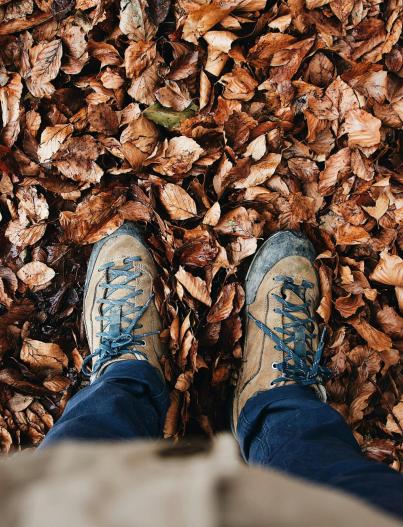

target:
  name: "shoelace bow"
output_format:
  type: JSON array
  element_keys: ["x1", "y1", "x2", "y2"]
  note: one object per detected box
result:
[
  {"x1": 248, "y1": 275, "x2": 331, "y2": 387},
  {"x1": 82, "y1": 256, "x2": 158, "y2": 377}
]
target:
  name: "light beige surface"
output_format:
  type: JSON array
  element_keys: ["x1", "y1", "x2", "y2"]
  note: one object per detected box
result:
[
  {"x1": 234, "y1": 256, "x2": 320, "y2": 430},
  {"x1": 0, "y1": 434, "x2": 401, "y2": 527}
]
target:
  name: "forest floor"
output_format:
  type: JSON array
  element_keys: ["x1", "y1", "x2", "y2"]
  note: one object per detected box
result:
[{"x1": 0, "y1": 0, "x2": 401, "y2": 467}]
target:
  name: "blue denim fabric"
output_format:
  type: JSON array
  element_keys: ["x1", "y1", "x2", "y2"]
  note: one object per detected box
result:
[
  {"x1": 237, "y1": 385, "x2": 403, "y2": 520},
  {"x1": 41, "y1": 360, "x2": 169, "y2": 446},
  {"x1": 42, "y1": 361, "x2": 403, "y2": 520}
]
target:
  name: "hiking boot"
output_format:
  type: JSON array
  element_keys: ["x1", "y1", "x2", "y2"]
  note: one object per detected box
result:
[
  {"x1": 233, "y1": 230, "x2": 331, "y2": 434},
  {"x1": 82, "y1": 222, "x2": 164, "y2": 382}
]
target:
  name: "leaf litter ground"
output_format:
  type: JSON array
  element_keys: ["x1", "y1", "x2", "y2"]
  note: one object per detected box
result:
[{"x1": 0, "y1": 0, "x2": 402, "y2": 468}]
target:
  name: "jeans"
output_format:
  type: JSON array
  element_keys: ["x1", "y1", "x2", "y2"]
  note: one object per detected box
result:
[{"x1": 42, "y1": 361, "x2": 403, "y2": 519}]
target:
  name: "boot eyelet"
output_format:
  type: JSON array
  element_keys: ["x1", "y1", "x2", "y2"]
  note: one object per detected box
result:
[{"x1": 271, "y1": 362, "x2": 278, "y2": 370}]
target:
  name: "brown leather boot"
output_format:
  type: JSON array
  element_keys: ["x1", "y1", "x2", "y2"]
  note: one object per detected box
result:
[
  {"x1": 82, "y1": 223, "x2": 164, "y2": 382},
  {"x1": 233, "y1": 231, "x2": 330, "y2": 435}
]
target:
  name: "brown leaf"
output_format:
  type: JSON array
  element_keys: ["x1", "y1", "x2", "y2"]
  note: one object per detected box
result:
[
  {"x1": 5, "y1": 221, "x2": 47, "y2": 249},
  {"x1": 349, "y1": 317, "x2": 392, "y2": 351},
  {"x1": 88, "y1": 103, "x2": 119, "y2": 136},
  {"x1": 155, "y1": 81, "x2": 192, "y2": 112},
  {"x1": 160, "y1": 184, "x2": 197, "y2": 220},
  {"x1": 207, "y1": 283, "x2": 236, "y2": 323},
  {"x1": 335, "y1": 224, "x2": 370, "y2": 245},
  {"x1": 119, "y1": 0, "x2": 157, "y2": 41},
  {"x1": 317, "y1": 264, "x2": 332, "y2": 323},
  {"x1": 59, "y1": 191, "x2": 126, "y2": 244},
  {"x1": 348, "y1": 382, "x2": 376, "y2": 424},
  {"x1": 148, "y1": 136, "x2": 203, "y2": 177},
  {"x1": 341, "y1": 109, "x2": 381, "y2": 148},
  {"x1": 21, "y1": 338, "x2": 67, "y2": 373},
  {"x1": 88, "y1": 40, "x2": 122, "y2": 68},
  {"x1": 37, "y1": 124, "x2": 74, "y2": 163},
  {"x1": 319, "y1": 148, "x2": 350, "y2": 196},
  {"x1": 26, "y1": 39, "x2": 63, "y2": 98},
  {"x1": 215, "y1": 207, "x2": 253, "y2": 238},
  {"x1": 53, "y1": 135, "x2": 103, "y2": 184},
  {"x1": 60, "y1": 25, "x2": 88, "y2": 75},
  {"x1": 119, "y1": 201, "x2": 151, "y2": 223},
  {"x1": 163, "y1": 389, "x2": 181, "y2": 438},
  {"x1": 335, "y1": 294, "x2": 365, "y2": 318},
  {"x1": 182, "y1": 3, "x2": 234, "y2": 44},
  {"x1": 362, "y1": 193, "x2": 389, "y2": 221},
  {"x1": 233, "y1": 154, "x2": 281, "y2": 188},
  {"x1": 178, "y1": 241, "x2": 218, "y2": 268},
  {"x1": 42, "y1": 374, "x2": 71, "y2": 392},
  {"x1": 0, "y1": 73, "x2": 23, "y2": 147},
  {"x1": 220, "y1": 66, "x2": 258, "y2": 101},
  {"x1": 370, "y1": 251, "x2": 403, "y2": 287},
  {"x1": 385, "y1": 401, "x2": 403, "y2": 435},
  {"x1": 376, "y1": 306, "x2": 403, "y2": 338},
  {"x1": 227, "y1": 237, "x2": 257, "y2": 265},
  {"x1": 175, "y1": 266, "x2": 212, "y2": 306},
  {"x1": 17, "y1": 261, "x2": 55, "y2": 287},
  {"x1": 203, "y1": 202, "x2": 221, "y2": 226},
  {"x1": 16, "y1": 186, "x2": 49, "y2": 223}
]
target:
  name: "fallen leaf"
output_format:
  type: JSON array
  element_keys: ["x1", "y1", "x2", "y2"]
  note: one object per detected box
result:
[
  {"x1": 376, "y1": 306, "x2": 403, "y2": 338},
  {"x1": 362, "y1": 193, "x2": 389, "y2": 220},
  {"x1": 317, "y1": 264, "x2": 332, "y2": 323},
  {"x1": 26, "y1": 39, "x2": 63, "y2": 98},
  {"x1": 37, "y1": 124, "x2": 74, "y2": 163},
  {"x1": 335, "y1": 224, "x2": 370, "y2": 245},
  {"x1": 21, "y1": 338, "x2": 68, "y2": 373},
  {"x1": 341, "y1": 109, "x2": 381, "y2": 148},
  {"x1": 349, "y1": 317, "x2": 392, "y2": 351},
  {"x1": 175, "y1": 266, "x2": 212, "y2": 306},
  {"x1": 370, "y1": 251, "x2": 403, "y2": 287},
  {"x1": 335, "y1": 294, "x2": 365, "y2": 318},
  {"x1": 17, "y1": 261, "x2": 55, "y2": 287},
  {"x1": 233, "y1": 154, "x2": 281, "y2": 188},
  {"x1": 385, "y1": 401, "x2": 403, "y2": 435},
  {"x1": 207, "y1": 283, "x2": 236, "y2": 323},
  {"x1": 147, "y1": 136, "x2": 204, "y2": 177},
  {"x1": 5, "y1": 221, "x2": 47, "y2": 249},
  {"x1": 160, "y1": 184, "x2": 197, "y2": 220}
]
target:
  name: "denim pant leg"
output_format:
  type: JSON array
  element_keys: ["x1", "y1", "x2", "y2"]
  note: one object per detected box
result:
[
  {"x1": 41, "y1": 360, "x2": 169, "y2": 447},
  {"x1": 237, "y1": 385, "x2": 403, "y2": 520}
]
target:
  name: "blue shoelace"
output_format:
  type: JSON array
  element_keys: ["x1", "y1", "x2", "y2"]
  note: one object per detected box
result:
[
  {"x1": 82, "y1": 256, "x2": 158, "y2": 377},
  {"x1": 248, "y1": 275, "x2": 331, "y2": 386}
]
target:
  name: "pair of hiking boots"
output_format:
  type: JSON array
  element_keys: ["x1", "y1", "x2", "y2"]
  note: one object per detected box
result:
[{"x1": 82, "y1": 223, "x2": 330, "y2": 433}]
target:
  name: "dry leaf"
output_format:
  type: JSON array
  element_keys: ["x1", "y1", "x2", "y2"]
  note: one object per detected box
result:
[
  {"x1": 160, "y1": 184, "x2": 197, "y2": 220},
  {"x1": 349, "y1": 317, "x2": 392, "y2": 351},
  {"x1": 370, "y1": 251, "x2": 403, "y2": 287},
  {"x1": 21, "y1": 338, "x2": 67, "y2": 373},
  {"x1": 175, "y1": 266, "x2": 212, "y2": 306},
  {"x1": 37, "y1": 124, "x2": 74, "y2": 163},
  {"x1": 17, "y1": 261, "x2": 55, "y2": 287},
  {"x1": 26, "y1": 39, "x2": 63, "y2": 98},
  {"x1": 341, "y1": 109, "x2": 381, "y2": 148},
  {"x1": 385, "y1": 401, "x2": 403, "y2": 435}
]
